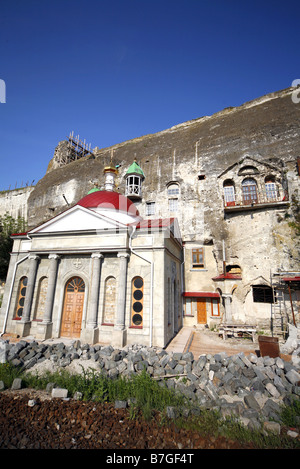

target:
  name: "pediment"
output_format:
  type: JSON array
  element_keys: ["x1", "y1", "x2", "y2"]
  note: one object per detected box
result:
[
  {"x1": 218, "y1": 156, "x2": 280, "y2": 179},
  {"x1": 248, "y1": 276, "x2": 271, "y2": 287},
  {"x1": 29, "y1": 205, "x2": 125, "y2": 234}
]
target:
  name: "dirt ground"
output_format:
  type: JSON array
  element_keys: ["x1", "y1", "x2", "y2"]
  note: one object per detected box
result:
[
  {"x1": 0, "y1": 329, "x2": 291, "y2": 450},
  {"x1": 0, "y1": 388, "x2": 256, "y2": 450},
  {"x1": 185, "y1": 328, "x2": 257, "y2": 357}
]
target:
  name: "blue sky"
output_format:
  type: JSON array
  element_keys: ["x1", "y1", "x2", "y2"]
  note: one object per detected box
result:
[{"x1": 0, "y1": 0, "x2": 299, "y2": 191}]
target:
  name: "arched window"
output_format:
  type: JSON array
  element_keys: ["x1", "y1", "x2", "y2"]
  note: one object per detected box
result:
[
  {"x1": 131, "y1": 276, "x2": 144, "y2": 328},
  {"x1": 102, "y1": 276, "x2": 116, "y2": 325},
  {"x1": 14, "y1": 276, "x2": 28, "y2": 319},
  {"x1": 265, "y1": 176, "x2": 277, "y2": 201},
  {"x1": 167, "y1": 183, "x2": 180, "y2": 196},
  {"x1": 242, "y1": 178, "x2": 258, "y2": 204},
  {"x1": 167, "y1": 183, "x2": 180, "y2": 212},
  {"x1": 34, "y1": 276, "x2": 48, "y2": 321},
  {"x1": 223, "y1": 179, "x2": 235, "y2": 206}
]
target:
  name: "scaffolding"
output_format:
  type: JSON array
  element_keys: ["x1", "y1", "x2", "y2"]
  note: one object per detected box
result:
[
  {"x1": 271, "y1": 270, "x2": 300, "y2": 337},
  {"x1": 55, "y1": 132, "x2": 94, "y2": 167}
]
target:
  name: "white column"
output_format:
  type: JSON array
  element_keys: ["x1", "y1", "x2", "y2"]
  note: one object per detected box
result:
[
  {"x1": 22, "y1": 254, "x2": 40, "y2": 323},
  {"x1": 88, "y1": 252, "x2": 103, "y2": 328},
  {"x1": 113, "y1": 252, "x2": 129, "y2": 348},
  {"x1": 115, "y1": 253, "x2": 129, "y2": 330},
  {"x1": 223, "y1": 294, "x2": 233, "y2": 324},
  {"x1": 43, "y1": 254, "x2": 60, "y2": 324}
]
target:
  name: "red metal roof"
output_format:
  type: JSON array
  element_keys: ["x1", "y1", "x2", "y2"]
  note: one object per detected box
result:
[
  {"x1": 212, "y1": 273, "x2": 242, "y2": 281},
  {"x1": 183, "y1": 292, "x2": 220, "y2": 298},
  {"x1": 11, "y1": 232, "x2": 28, "y2": 237},
  {"x1": 77, "y1": 191, "x2": 140, "y2": 217},
  {"x1": 135, "y1": 218, "x2": 175, "y2": 229},
  {"x1": 283, "y1": 277, "x2": 300, "y2": 282}
]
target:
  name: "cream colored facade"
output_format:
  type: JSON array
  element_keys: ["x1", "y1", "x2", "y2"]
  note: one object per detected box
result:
[{"x1": 0, "y1": 189, "x2": 183, "y2": 348}]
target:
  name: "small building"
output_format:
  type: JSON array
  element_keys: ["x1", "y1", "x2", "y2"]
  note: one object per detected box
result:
[{"x1": 0, "y1": 165, "x2": 183, "y2": 348}]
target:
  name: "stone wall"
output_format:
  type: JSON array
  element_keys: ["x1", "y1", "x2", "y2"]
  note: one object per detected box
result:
[{"x1": 0, "y1": 186, "x2": 34, "y2": 221}]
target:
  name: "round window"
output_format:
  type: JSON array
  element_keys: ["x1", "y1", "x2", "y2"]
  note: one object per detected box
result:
[
  {"x1": 133, "y1": 302, "x2": 143, "y2": 313},
  {"x1": 132, "y1": 314, "x2": 143, "y2": 326},
  {"x1": 133, "y1": 289, "x2": 143, "y2": 301},
  {"x1": 134, "y1": 277, "x2": 143, "y2": 289}
]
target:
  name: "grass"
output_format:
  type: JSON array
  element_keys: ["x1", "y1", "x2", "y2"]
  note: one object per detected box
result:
[{"x1": 0, "y1": 362, "x2": 300, "y2": 449}]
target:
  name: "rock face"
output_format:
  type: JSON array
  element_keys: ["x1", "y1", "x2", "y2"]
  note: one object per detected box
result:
[
  {"x1": 1, "y1": 336, "x2": 300, "y2": 433},
  {"x1": 2, "y1": 87, "x2": 299, "y2": 338},
  {"x1": 27, "y1": 87, "x2": 300, "y2": 238},
  {"x1": 24, "y1": 87, "x2": 300, "y2": 330}
]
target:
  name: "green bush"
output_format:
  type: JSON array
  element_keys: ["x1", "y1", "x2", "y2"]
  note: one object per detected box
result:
[
  {"x1": 0, "y1": 362, "x2": 23, "y2": 388},
  {"x1": 279, "y1": 396, "x2": 300, "y2": 428},
  {"x1": 1, "y1": 363, "x2": 300, "y2": 448}
]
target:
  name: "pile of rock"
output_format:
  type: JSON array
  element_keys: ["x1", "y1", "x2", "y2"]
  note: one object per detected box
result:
[
  {"x1": 280, "y1": 324, "x2": 300, "y2": 366},
  {"x1": 0, "y1": 337, "x2": 300, "y2": 434}
]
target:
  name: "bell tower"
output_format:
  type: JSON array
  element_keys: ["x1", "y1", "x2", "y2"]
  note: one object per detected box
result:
[{"x1": 125, "y1": 159, "x2": 145, "y2": 200}]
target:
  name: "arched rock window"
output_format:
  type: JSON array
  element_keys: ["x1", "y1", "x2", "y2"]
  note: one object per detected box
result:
[
  {"x1": 223, "y1": 179, "x2": 235, "y2": 206},
  {"x1": 242, "y1": 178, "x2": 258, "y2": 204},
  {"x1": 265, "y1": 176, "x2": 277, "y2": 201},
  {"x1": 167, "y1": 182, "x2": 180, "y2": 196},
  {"x1": 167, "y1": 182, "x2": 179, "y2": 212}
]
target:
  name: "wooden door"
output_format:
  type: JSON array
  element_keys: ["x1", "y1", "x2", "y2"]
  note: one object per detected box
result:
[
  {"x1": 61, "y1": 277, "x2": 85, "y2": 338},
  {"x1": 197, "y1": 299, "x2": 207, "y2": 324}
]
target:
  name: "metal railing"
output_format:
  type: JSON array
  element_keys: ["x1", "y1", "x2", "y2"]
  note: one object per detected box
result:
[{"x1": 223, "y1": 190, "x2": 288, "y2": 209}]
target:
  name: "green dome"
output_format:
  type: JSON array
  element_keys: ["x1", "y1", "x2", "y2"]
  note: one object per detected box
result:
[
  {"x1": 87, "y1": 187, "x2": 101, "y2": 195},
  {"x1": 126, "y1": 161, "x2": 145, "y2": 179}
]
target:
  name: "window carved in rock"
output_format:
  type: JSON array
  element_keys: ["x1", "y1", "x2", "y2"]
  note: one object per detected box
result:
[
  {"x1": 223, "y1": 179, "x2": 235, "y2": 206},
  {"x1": 167, "y1": 182, "x2": 180, "y2": 196},
  {"x1": 252, "y1": 285, "x2": 274, "y2": 303},
  {"x1": 167, "y1": 182, "x2": 180, "y2": 212},
  {"x1": 222, "y1": 161, "x2": 287, "y2": 211},
  {"x1": 192, "y1": 248, "x2": 204, "y2": 269},
  {"x1": 265, "y1": 176, "x2": 278, "y2": 201},
  {"x1": 242, "y1": 178, "x2": 258, "y2": 204},
  {"x1": 169, "y1": 198, "x2": 178, "y2": 212},
  {"x1": 146, "y1": 201, "x2": 155, "y2": 216}
]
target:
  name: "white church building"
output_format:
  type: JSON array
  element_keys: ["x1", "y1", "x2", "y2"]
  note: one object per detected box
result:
[{"x1": 0, "y1": 163, "x2": 184, "y2": 348}]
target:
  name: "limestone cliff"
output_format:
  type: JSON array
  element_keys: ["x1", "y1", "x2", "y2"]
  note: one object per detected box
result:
[{"x1": 27, "y1": 86, "x2": 300, "y2": 274}]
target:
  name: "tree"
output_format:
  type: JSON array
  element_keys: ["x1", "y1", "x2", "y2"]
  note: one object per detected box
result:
[{"x1": 0, "y1": 213, "x2": 27, "y2": 281}]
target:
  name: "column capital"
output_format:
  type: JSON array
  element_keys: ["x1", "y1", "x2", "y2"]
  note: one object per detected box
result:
[
  {"x1": 29, "y1": 254, "x2": 40, "y2": 261},
  {"x1": 117, "y1": 252, "x2": 129, "y2": 259},
  {"x1": 48, "y1": 253, "x2": 61, "y2": 260},
  {"x1": 91, "y1": 252, "x2": 103, "y2": 259}
]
